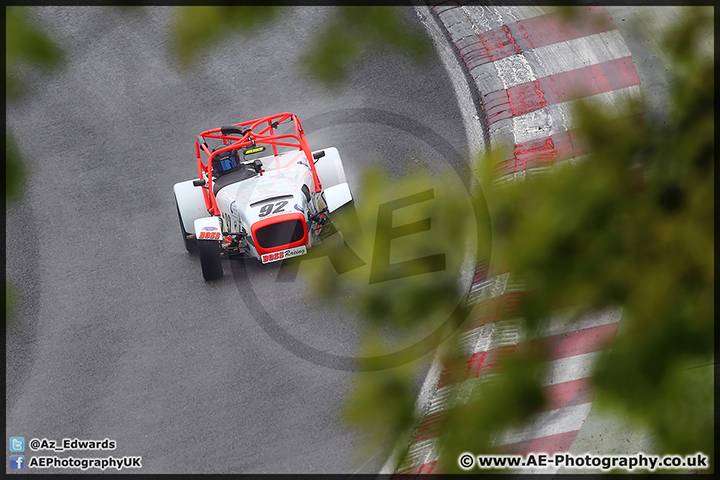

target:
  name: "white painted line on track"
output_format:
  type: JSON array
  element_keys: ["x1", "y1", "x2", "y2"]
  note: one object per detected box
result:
[
  {"x1": 491, "y1": 84, "x2": 643, "y2": 145},
  {"x1": 459, "y1": 307, "x2": 621, "y2": 358},
  {"x1": 530, "y1": 29, "x2": 632, "y2": 79},
  {"x1": 461, "y1": 5, "x2": 550, "y2": 32},
  {"x1": 474, "y1": 318, "x2": 524, "y2": 354},
  {"x1": 493, "y1": 154, "x2": 594, "y2": 188},
  {"x1": 424, "y1": 348, "x2": 601, "y2": 428},
  {"x1": 534, "y1": 307, "x2": 622, "y2": 339},
  {"x1": 486, "y1": 30, "x2": 633, "y2": 93},
  {"x1": 455, "y1": 318, "x2": 523, "y2": 357},
  {"x1": 430, "y1": 379, "x2": 473, "y2": 416},
  {"x1": 493, "y1": 54, "x2": 538, "y2": 89},
  {"x1": 542, "y1": 351, "x2": 602, "y2": 387},
  {"x1": 576, "y1": 84, "x2": 644, "y2": 112},
  {"x1": 396, "y1": 438, "x2": 438, "y2": 474},
  {"x1": 467, "y1": 271, "x2": 510, "y2": 305},
  {"x1": 499, "y1": 402, "x2": 593, "y2": 446},
  {"x1": 465, "y1": 38, "x2": 631, "y2": 99},
  {"x1": 511, "y1": 107, "x2": 566, "y2": 146}
]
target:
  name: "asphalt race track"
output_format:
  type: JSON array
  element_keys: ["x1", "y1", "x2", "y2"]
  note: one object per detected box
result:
[{"x1": 5, "y1": 7, "x2": 471, "y2": 474}]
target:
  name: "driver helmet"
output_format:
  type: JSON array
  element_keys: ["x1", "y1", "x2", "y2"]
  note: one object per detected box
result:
[{"x1": 212, "y1": 146, "x2": 240, "y2": 176}]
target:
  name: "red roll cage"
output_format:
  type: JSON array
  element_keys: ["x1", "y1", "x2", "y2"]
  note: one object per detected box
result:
[{"x1": 194, "y1": 112, "x2": 322, "y2": 216}]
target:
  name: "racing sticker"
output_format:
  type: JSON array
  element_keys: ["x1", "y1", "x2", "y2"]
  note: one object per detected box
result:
[
  {"x1": 244, "y1": 146, "x2": 266, "y2": 155},
  {"x1": 198, "y1": 226, "x2": 221, "y2": 240},
  {"x1": 261, "y1": 245, "x2": 307, "y2": 264}
]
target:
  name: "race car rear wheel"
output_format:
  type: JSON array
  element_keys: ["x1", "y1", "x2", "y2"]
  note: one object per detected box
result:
[
  {"x1": 176, "y1": 201, "x2": 198, "y2": 253},
  {"x1": 199, "y1": 240, "x2": 223, "y2": 281}
]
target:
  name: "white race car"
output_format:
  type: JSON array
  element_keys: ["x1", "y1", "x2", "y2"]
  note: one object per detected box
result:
[{"x1": 174, "y1": 112, "x2": 353, "y2": 280}]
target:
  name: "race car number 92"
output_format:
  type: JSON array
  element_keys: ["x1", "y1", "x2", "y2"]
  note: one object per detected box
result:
[
  {"x1": 258, "y1": 201, "x2": 287, "y2": 217},
  {"x1": 198, "y1": 231, "x2": 221, "y2": 239}
]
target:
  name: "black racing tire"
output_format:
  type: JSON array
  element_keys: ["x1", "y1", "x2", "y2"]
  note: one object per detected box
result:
[
  {"x1": 198, "y1": 240, "x2": 223, "y2": 281},
  {"x1": 176, "y1": 201, "x2": 198, "y2": 253}
]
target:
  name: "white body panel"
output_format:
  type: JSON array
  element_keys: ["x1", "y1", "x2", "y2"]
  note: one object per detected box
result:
[
  {"x1": 323, "y1": 182, "x2": 353, "y2": 212},
  {"x1": 313, "y1": 147, "x2": 347, "y2": 188},
  {"x1": 174, "y1": 179, "x2": 210, "y2": 233},
  {"x1": 215, "y1": 161, "x2": 315, "y2": 231},
  {"x1": 255, "y1": 147, "x2": 346, "y2": 187},
  {"x1": 257, "y1": 149, "x2": 309, "y2": 172}
]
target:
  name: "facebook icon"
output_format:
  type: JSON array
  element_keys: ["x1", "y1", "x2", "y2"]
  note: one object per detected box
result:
[{"x1": 10, "y1": 455, "x2": 24, "y2": 470}]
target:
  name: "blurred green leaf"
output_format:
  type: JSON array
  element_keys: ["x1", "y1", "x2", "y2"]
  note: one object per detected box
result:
[
  {"x1": 170, "y1": 6, "x2": 283, "y2": 67},
  {"x1": 301, "y1": 6, "x2": 431, "y2": 86},
  {"x1": 6, "y1": 6, "x2": 64, "y2": 99},
  {"x1": 169, "y1": 6, "x2": 431, "y2": 86},
  {"x1": 6, "y1": 133, "x2": 24, "y2": 202},
  {"x1": 6, "y1": 6, "x2": 65, "y2": 323}
]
